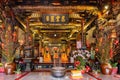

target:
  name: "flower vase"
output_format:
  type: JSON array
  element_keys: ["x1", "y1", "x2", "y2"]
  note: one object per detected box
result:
[
  {"x1": 4, "y1": 62, "x2": 16, "y2": 75},
  {"x1": 0, "y1": 67, "x2": 4, "y2": 73},
  {"x1": 111, "y1": 67, "x2": 118, "y2": 75},
  {"x1": 101, "y1": 63, "x2": 112, "y2": 75}
]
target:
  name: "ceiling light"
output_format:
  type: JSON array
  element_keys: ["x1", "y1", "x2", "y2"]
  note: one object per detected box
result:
[
  {"x1": 104, "y1": 5, "x2": 109, "y2": 10},
  {"x1": 54, "y1": 34, "x2": 57, "y2": 37}
]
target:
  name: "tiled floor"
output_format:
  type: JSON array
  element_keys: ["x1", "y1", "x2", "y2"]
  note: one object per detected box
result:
[
  {"x1": 0, "y1": 72, "x2": 28, "y2": 80},
  {"x1": 88, "y1": 72, "x2": 120, "y2": 80},
  {"x1": 97, "y1": 74, "x2": 120, "y2": 80},
  {"x1": 20, "y1": 72, "x2": 97, "y2": 80},
  {"x1": 0, "y1": 72, "x2": 120, "y2": 80}
]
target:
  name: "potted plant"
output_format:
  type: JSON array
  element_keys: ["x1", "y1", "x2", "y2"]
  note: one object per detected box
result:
[
  {"x1": 71, "y1": 56, "x2": 86, "y2": 79},
  {"x1": 96, "y1": 31, "x2": 112, "y2": 75},
  {"x1": 0, "y1": 23, "x2": 20, "y2": 74},
  {"x1": 14, "y1": 65, "x2": 21, "y2": 75},
  {"x1": 70, "y1": 49, "x2": 91, "y2": 80},
  {"x1": 110, "y1": 61, "x2": 118, "y2": 75},
  {"x1": 0, "y1": 63, "x2": 4, "y2": 73},
  {"x1": 73, "y1": 49, "x2": 91, "y2": 73},
  {"x1": 74, "y1": 56, "x2": 86, "y2": 72},
  {"x1": 0, "y1": 7, "x2": 19, "y2": 74}
]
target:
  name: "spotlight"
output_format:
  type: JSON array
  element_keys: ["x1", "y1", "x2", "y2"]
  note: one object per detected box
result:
[
  {"x1": 104, "y1": 5, "x2": 109, "y2": 10},
  {"x1": 54, "y1": 34, "x2": 57, "y2": 37}
]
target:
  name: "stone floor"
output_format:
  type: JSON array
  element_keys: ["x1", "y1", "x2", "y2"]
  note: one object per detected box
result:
[
  {"x1": 0, "y1": 72, "x2": 28, "y2": 80},
  {"x1": 0, "y1": 72, "x2": 120, "y2": 80}
]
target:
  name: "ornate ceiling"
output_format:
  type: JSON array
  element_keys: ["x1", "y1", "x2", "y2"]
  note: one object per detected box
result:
[{"x1": 0, "y1": 0, "x2": 115, "y2": 45}]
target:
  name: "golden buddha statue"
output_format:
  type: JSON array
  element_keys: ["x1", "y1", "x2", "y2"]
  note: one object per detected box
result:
[
  {"x1": 43, "y1": 50, "x2": 51, "y2": 63},
  {"x1": 61, "y1": 51, "x2": 68, "y2": 63}
]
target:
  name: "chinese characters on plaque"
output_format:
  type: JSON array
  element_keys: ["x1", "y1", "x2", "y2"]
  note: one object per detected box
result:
[{"x1": 42, "y1": 14, "x2": 69, "y2": 24}]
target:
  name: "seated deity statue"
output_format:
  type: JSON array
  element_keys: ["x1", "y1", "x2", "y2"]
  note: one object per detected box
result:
[
  {"x1": 61, "y1": 51, "x2": 68, "y2": 63},
  {"x1": 43, "y1": 51, "x2": 51, "y2": 63}
]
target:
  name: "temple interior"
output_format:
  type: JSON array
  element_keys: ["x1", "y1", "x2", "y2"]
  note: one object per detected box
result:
[{"x1": 0, "y1": 0, "x2": 120, "y2": 80}]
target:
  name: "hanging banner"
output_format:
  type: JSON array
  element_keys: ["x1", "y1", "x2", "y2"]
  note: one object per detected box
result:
[{"x1": 42, "y1": 14, "x2": 69, "y2": 24}]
